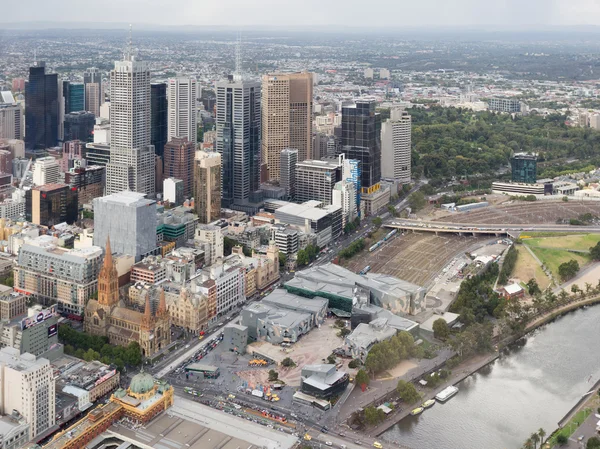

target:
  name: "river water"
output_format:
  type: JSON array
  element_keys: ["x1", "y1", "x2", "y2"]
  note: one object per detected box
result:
[{"x1": 382, "y1": 306, "x2": 600, "y2": 449}]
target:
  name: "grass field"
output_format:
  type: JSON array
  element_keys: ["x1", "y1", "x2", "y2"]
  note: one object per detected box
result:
[
  {"x1": 526, "y1": 246, "x2": 590, "y2": 280},
  {"x1": 524, "y1": 234, "x2": 600, "y2": 252},
  {"x1": 513, "y1": 246, "x2": 550, "y2": 290},
  {"x1": 548, "y1": 408, "x2": 593, "y2": 447}
]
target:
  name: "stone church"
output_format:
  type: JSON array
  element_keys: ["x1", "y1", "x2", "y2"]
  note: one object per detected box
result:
[{"x1": 85, "y1": 237, "x2": 171, "y2": 357}]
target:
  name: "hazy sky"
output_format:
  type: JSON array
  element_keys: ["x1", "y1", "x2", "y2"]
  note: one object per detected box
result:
[{"x1": 11, "y1": 0, "x2": 600, "y2": 28}]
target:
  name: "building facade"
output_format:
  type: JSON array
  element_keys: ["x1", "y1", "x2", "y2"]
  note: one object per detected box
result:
[
  {"x1": 150, "y1": 83, "x2": 168, "y2": 159},
  {"x1": 64, "y1": 111, "x2": 95, "y2": 142},
  {"x1": 25, "y1": 184, "x2": 78, "y2": 227},
  {"x1": 215, "y1": 76, "x2": 261, "y2": 208},
  {"x1": 32, "y1": 156, "x2": 60, "y2": 186},
  {"x1": 14, "y1": 240, "x2": 102, "y2": 314},
  {"x1": 381, "y1": 108, "x2": 411, "y2": 183},
  {"x1": 163, "y1": 137, "x2": 194, "y2": 199},
  {"x1": 341, "y1": 99, "x2": 381, "y2": 194},
  {"x1": 332, "y1": 180, "x2": 357, "y2": 229},
  {"x1": 194, "y1": 150, "x2": 221, "y2": 224},
  {"x1": 511, "y1": 153, "x2": 537, "y2": 184},
  {"x1": 64, "y1": 165, "x2": 105, "y2": 208},
  {"x1": 83, "y1": 67, "x2": 103, "y2": 117},
  {"x1": 261, "y1": 72, "x2": 313, "y2": 181},
  {"x1": 0, "y1": 93, "x2": 23, "y2": 140},
  {"x1": 195, "y1": 225, "x2": 224, "y2": 266},
  {"x1": 106, "y1": 146, "x2": 155, "y2": 196},
  {"x1": 25, "y1": 63, "x2": 58, "y2": 152},
  {"x1": 165, "y1": 287, "x2": 209, "y2": 335},
  {"x1": 280, "y1": 148, "x2": 297, "y2": 200},
  {"x1": 167, "y1": 77, "x2": 197, "y2": 143},
  {"x1": 93, "y1": 191, "x2": 158, "y2": 262},
  {"x1": 295, "y1": 159, "x2": 341, "y2": 206},
  {"x1": 85, "y1": 239, "x2": 171, "y2": 357}
]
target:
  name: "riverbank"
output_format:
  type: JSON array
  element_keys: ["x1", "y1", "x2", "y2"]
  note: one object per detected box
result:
[{"x1": 373, "y1": 351, "x2": 499, "y2": 438}]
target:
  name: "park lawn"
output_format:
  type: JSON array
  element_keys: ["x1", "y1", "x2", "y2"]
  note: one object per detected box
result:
[
  {"x1": 513, "y1": 246, "x2": 550, "y2": 290},
  {"x1": 524, "y1": 234, "x2": 600, "y2": 252},
  {"x1": 548, "y1": 407, "x2": 592, "y2": 447},
  {"x1": 526, "y1": 246, "x2": 591, "y2": 281}
]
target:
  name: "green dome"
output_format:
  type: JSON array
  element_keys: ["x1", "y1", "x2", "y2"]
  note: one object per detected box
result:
[{"x1": 129, "y1": 372, "x2": 155, "y2": 395}]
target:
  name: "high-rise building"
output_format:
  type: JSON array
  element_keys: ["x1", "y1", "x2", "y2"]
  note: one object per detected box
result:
[
  {"x1": 151, "y1": 83, "x2": 168, "y2": 159},
  {"x1": 14, "y1": 238, "x2": 103, "y2": 315},
  {"x1": 295, "y1": 159, "x2": 341, "y2": 205},
  {"x1": 489, "y1": 98, "x2": 522, "y2": 113},
  {"x1": 83, "y1": 67, "x2": 103, "y2": 114},
  {"x1": 25, "y1": 62, "x2": 59, "y2": 152},
  {"x1": 106, "y1": 38, "x2": 154, "y2": 196},
  {"x1": 194, "y1": 150, "x2": 221, "y2": 224},
  {"x1": 93, "y1": 191, "x2": 158, "y2": 262},
  {"x1": 280, "y1": 148, "x2": 298, "y2": 200},
  {"x1": 0, "y1": 347, "x2": 55, "y2": 440},
  {"x1": 341, "y1": 154, "x2": 361, "y2": 214},
  {"x1": 261, "y1": 72, "x2": 313, "y2": 181},
  {"x1": 25, "y1": 184, "x2": 78, "y2": 227},
  {"x1": 65, "y1": 165, "x2": 105, "y2": 207},
  {"x1": 167, "y1": 77, "x2": 197, "y2": 143},
  {"x1": 32, "y1": 156, "x2": 60, "y2": 186},
  {"x1": 67, "y1": 83, "x2": 84, "y2": 113},
  {"x1": 381, "y1": 108, "x2": 411, "y2": 183},
  {"x1": 332, "y1": 180, "x2": 357, "y2": 229},
  {"x1": 64, "y1": 111, "x2": 95, "y2": 142},
  {"x1": 163, "y1": 137, "x2": 194, "y2": 199},
  {"x1": 511, "y1": 153, "x2": 537, "y2": 184},
  {"x1": 215, "y1": 76, "x2": 261, "y2": 208},
  {"x1": 195, "y1": 225, "x2": 223, "y2": 265},
  {"x1": 341, "y1": 99, "x2": 381, "y2": 194},
  {"x1": 0, "y1": 92, "x2": 23, "y2": 140}
]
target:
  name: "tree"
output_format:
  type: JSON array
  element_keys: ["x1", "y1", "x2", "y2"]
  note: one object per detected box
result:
[
  {"x1": 296, "y1": 250, "x2": 309, "y2": 267},
  {"x1": 396, "y1": 380, "x2": 420, "y2": 404},
  {"x1": 348, "y1": 359, "x2": 361, "y2": 369},
  {"x1": 559, "y1": 259, "x2": 580, "y2": 281},
  {"x1": 268, "y1": 369, "x2": 279, "y2": 381},
  {"x1": 408, "y1": 191, "x2": 426, "y2": 212},
  {"x1": 364, "y1": 406, "x2": 385, "y2": 425},
  {"x1": 558, "y1": 289, "x2": 569, "y2": 302},
  {"x1": 538, "y1": 428, "x2": 546, "y2": 445},
  {"x1": 587, "y1": 437, "x2": 600, "y2": 449},
  {"x1": 372, "y1": 217, "x2": 382, "y2": 228},
  {"x1": 281, "y1": 357, "x2": 295, "y2": 367},
  {"x1": 335, "y1": 319, "x2": 346, "y2": 328},
  {"x1": 338, "y1": 327, "x2": 351, "y2": 338},
  {"x1": 556, "y1": 434, "x2": 568, "y2": 445},
  {"x1": 526, "y1": 279, "x2": 541, "y2": 296},
  {"x1": 530, "y1": 432, "x2": 540, "y2": 449},
  {"x1": 432, "y1": 318, "x2": 450, "y2": 340},
  {"x1": 591, "y1": 242, "x2": 600, "y2": 260},
  {"x1": 355, "y1": 369, "x2": 370, "y2": 388},
  {"x1": 278, "y1": 253, "x2": 287, "y2": 268},
  {"x1": 327, "y1": 354, "x2": 337, "y2": 364},
  {"x1": 124, "y1": 342, "x2": 142, "y2": 367}
]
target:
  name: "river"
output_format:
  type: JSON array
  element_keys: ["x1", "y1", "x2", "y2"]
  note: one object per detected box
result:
[{"x1": 382, "y1": 305, "x2": 600, "y2": 449}]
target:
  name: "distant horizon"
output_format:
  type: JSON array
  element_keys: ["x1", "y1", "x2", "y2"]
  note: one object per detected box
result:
[{"x1": 4, "y1": 21, "x2": 600, "y2": 35}]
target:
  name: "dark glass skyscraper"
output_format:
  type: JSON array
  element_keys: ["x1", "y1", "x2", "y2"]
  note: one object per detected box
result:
[
  {"x1": 25, "y1": 63, "x2": 59, "y2": 151},
  {"x1": 341, "y1": 99, "x2": 381, "y2": 193},
  {"x1": 64, "y1": 111, "x2": 95, "y2": 142},
  {"x1": 215, "y1": 75, "x2": 261, "y2": 208},
  {"x1": 151, "y1": 83, "x2": 168, "y2": 159},
  {"x1": 68, "y1": 83, "x2": 85, "y2": 112}
]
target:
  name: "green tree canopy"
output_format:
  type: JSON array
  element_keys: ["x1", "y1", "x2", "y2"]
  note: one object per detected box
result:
[
  {"x1": 396, "y1": 380, "x2": 421, "y2": 404},
  {"x1": 432, "y1": 318, "x2": 450, "y2": 340},
  {"x1": 355, "y1": 369, "x2": 370, "y2": 387}
]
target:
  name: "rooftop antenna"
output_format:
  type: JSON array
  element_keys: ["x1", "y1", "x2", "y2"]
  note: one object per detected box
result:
[
  {"x1": 125, "y1": 24, "x2": 133, "y2": 60},
  {"x1": 33, "y1": 49, "x2": 37, "y2": 66},
  {"x1": 234, "y1": 33, "x2": 242, "y2": 81}
]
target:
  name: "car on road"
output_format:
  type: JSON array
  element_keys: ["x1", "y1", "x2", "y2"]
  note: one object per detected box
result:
[
  {"x1": 373, "y1": 442, "x2": 383, "y2": 449},
  {"x1": 355, "y1": 441, "x2": 362, "y2": 446},
  {"x1": 325, "y1": 442, "x2": 333, "y2": 446}
]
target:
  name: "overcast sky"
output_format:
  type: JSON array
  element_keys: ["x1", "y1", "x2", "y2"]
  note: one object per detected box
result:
[{"x1": 11, "y1": 0, "x2": 600, "y2": 28}]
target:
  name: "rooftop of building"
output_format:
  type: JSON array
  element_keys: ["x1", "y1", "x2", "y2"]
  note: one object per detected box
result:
[
  {"x1": 0, "y1": 347, "x2": 47, "y2": 372},
  {"x1": 296, "y1": 159, "x2": 340, "y2": 169},
  {"x1": 346, "y1": 320, "x2": 398, "y2": 350},
  {"x1": 19, "y1": 238, "x2": 103, "y2": 261},
  {"x1": 355, "y1": 303, "x2": 419, "y2": 333},
  {"x1": 261, "y1": 289, "x2": 328, "y2": 315},
  {"x1": 301, "y1": 364, "x2": 347, "y2": 390},
  {"x1": 275, "y1": 201, "x2": 338, "y2": 221},
  {"x1": 94, "y1": 190, "x2": 154, "y2": 207},
  {"x1": 32, "y1": 183, "x2": 69, "y2": 192},
  {"x1": 0, "y1": 412, "x2": 27, "y2": 436},
  {"x1": 55, "y1": 357, "x2": 117, "y2": 391}
]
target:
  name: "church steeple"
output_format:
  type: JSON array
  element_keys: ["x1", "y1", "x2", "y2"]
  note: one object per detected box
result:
[
  {"x1": 98, "y1": 236, "x2": 119, "y2": 308},
  {"x1": 157, "y1": 288, "x2": 168, "y2": 318},
  {"x1": 141, "y1": 292, "x2": 153, "y2": 330}
]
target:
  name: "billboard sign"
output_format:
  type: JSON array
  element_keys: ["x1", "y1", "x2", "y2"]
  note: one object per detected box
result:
[{"x1": 21, "y1": 305, "x2": 58, "y2": 331}]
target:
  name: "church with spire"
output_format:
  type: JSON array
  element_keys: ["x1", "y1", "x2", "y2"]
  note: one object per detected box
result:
[{"x1": 85, "y1": 237, "x2": 171, "y2": 357}]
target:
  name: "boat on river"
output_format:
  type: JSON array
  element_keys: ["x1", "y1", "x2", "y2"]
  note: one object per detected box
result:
[
  {"x1": 410, "y1": 407, "x2": 424, "y2": 416},
  {"x1": 435, "y1": 386, "x2": 458, "y2": 402},
  {"x1": 421, "y1": 399, "x2": 435, "y2": 409}
]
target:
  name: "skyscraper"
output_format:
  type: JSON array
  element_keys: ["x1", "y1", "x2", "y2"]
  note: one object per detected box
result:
[
  {"x1": 151, "y1": 83, "x2": 168, "y2": 159},
  {"x1": 0, "y1": 91, "x2": 23, "y2": 140},
  {"x1": 381, "y1": 108, "x2": 411, "y2": 183},
  {"x1": 167, "y1": 77, "x2": 197, "y2": 143},
  {"x1": 280, "y1": 148, "x2": 298, "y2": 200},
  {"x1": 163, "y1": 137, "x2": 194, "y2": 199},
  {"x1": 261, "y1": 72, "x2": 313, "y2": 181},
  {"x1": 295, "y1": 159, "x2": 341, "y2": 205},
  {"x1": 341, "y1": 99, "x2": 381, "y2": 194},
  {"x1": 64, "y1": 111, "x2": 95, "y2": 142},
  {"x1": 194, "y1": 150, "x2": 221, "y2": 224},
  {"x1": 67, "y1": 83, "x2": 84, "y2": 112},
  {"x1": 25, "y1": 62, "x2": 59, "y2": 152},
  {"x1": 84, "y1": 67, "x2": 103, "y2": 115},
  {"x1": 215, "y1": 75, "x2": 261, "y2": 208},
  {"x1": 106, "y1": 32, "x2": 155, "y2": 196}
]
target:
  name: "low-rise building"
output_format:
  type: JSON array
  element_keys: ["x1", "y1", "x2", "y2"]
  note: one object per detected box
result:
[
  {"x1": 0, "y1": 285, "x2": 27, "y2": 321},
  {"x1": 165, "y1": 286, "x2": 209, "y2": 335},
  {"x1": 274, "y1": 201, "x2": 342, "y2": 248},
  {"x1": 345, "y1": 319, "x2": 398, "y2": 362},
  {"x1": 300, "y1": 364, "x2": 349, "y2": 399},
  {"x1": 0, "y1": 305, "x2": 59, "y2": 358},
  {"x1": 195, "y1": 225, "x2": 224, "y2": 266},
  {"x1": 56, "y1": 359, "x2": 120, "y2": 403},
  {"x1": 222, "y1": 323, "x2": 248, "y2": 354}
]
